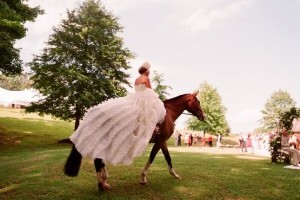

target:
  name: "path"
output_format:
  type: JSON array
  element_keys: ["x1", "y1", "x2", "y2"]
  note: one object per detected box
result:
[{"x1": 168, "y1": 146, "x2": 270, "y2": 158}]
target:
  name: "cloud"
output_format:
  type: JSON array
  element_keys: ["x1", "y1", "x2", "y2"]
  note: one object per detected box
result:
[{"x1": 181, "y1": 0, "x2": 253, "y2": 33}]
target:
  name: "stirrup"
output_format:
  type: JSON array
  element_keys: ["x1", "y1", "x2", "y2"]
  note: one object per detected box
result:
[{"x1": 154, "y1": 125, "x2": 160, "y2": 134}]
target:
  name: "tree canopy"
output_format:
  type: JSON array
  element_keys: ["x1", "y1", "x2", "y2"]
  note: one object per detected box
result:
[
  {"x1": 0, "y1": 0, "x2": 44, "y2": 75},
  {"x1": 260, "y1": 90, "x2": 296, "y2": 131},
  {"x1": 151, "y1": 71, "x2": 172, "y2": 101},
  {"x1": 26, "y1": 0, "x2": 133, "y2": 130},
  {"x1": 186, "y1": 81, "x2": 230, "y2": 135},
  {"x1": 279, "y1": 107, "x2": 300, "y2": 132}
]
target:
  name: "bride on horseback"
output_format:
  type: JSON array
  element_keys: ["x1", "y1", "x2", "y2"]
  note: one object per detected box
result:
[
  {"x1": 64, "y1": 62, "x2": 204, "y2": 191},
  {"x1": 69, "y1": 62, "x2": 166, "y2": 165}
]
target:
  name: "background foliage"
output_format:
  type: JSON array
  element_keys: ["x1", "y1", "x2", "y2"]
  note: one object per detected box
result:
[
  {"x1": 186, "y1": 81, "x2": 230, "y2": 135},
  {"x1": 260, "y1": 90, "x2": 296, "y2": 131},
  {"x1": 0, "y1": 0, "x2": 44, "y2": 75},
  {"x1": 151, "y1": 71, "x2": 172, "y2": 101},
  {"x1": 26, "y1": 0, "x2": 133, "y2": 130}
]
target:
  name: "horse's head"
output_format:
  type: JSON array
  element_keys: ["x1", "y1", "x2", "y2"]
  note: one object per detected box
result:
[{"x1": 186, "y1": 91, "x2": 205, "y2": 121}]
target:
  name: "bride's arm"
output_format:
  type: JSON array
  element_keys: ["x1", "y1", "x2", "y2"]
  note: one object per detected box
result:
[{"x1": 145, "y1": 77, "x2": 152, "y2": 89}]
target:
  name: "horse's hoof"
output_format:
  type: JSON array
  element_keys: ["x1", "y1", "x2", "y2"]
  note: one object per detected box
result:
[
  {"x1": 175, "y1": 175, "x2": 181, "y2": 180},
  {"x1": 139, "y1": 180, "x2": 147, "y2": 185},
  {"x1": 98, "y1": 182, "x2": 111, "y2": 191},
  {"x1": 169, "y1": 171, "x2": 181, "y2": 179}
]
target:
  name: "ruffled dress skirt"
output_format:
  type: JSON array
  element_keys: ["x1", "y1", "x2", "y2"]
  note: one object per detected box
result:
[{"x1": 70, "y1": 85, "x2": 166, "y2": 165}]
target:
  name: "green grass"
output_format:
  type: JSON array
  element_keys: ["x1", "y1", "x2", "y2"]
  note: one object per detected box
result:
[{"x1": 0, "y1": 109, "x2": 299, "y2": 200}]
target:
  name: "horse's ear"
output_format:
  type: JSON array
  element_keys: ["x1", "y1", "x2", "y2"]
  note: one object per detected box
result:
[{"x1": 192, "y1": 90, "x2": 199, "y2": 96}]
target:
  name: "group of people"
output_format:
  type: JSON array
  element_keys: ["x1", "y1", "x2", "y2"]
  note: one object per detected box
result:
[
  {"x1": 239, "y1": 133, "x2": 254, "y2": 153},
  {"x1": 238, "y1": 132, "x2": 275, "y2": 156},
  {"x1": 239, "y1": 131, "x2": 300, "y2": 166},
  {"x1": 175, "y1": 131, "x2": 213, "y2": 147}
]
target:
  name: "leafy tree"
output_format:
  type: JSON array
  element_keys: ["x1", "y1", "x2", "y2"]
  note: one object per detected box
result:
[
  {"x1": 151, "y1": 71, "x2": 172, "y2": 101},
  {"x1": 0, "y1": 73, "x2": 31, "y2": 90},
  {"x1": 260, "y1": 90, "x2": 296, "y2": 131},
  {"x1": 279, "y1": 107, "x2": 300, "y2": 132},
  {"x1": 26, "y1": 0, "x2": 133, "y2": 130},
  {"x1": 186, "y1": 81, "x2": 230, "y2": 135},
  {"x1": 0, "y1": 0, "x2": 44, "y2": 75}
]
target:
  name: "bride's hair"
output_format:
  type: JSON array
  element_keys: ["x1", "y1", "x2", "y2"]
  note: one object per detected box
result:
[{"x1": 138, "y1": 62, "x2": 151, "y2": 74}]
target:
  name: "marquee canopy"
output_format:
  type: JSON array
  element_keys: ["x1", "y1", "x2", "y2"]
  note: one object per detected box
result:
[{"x1": 0, "y1": 87, "x2": 41, "y2": 107}]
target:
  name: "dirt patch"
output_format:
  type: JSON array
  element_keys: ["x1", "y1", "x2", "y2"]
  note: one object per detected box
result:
[
  {"x1": 0, "y1": 184, "x2": 18, "y2": 193},
  {"x1": 0, "y1": 132, "x2": 21, "y2": 145}
]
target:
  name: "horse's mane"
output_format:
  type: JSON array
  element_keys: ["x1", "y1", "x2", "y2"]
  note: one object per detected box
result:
[{"x1": 163, "y1": 94, "x2": 189, "y2": 105}]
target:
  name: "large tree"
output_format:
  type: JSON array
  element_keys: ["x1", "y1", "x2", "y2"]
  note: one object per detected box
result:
[
  {"x1": 260, "y1": 90, "x2": 296, "y2": 131},
  {"x1": 26, "y1": 0, "x2": 133, "y2": 130},
  {"x1": 0, "y1": 0, "x2": 44, "y2": 75},
  {"x1": 186, "y1": 81, "x2": 230, "y2": 135},
  {"x1": 151, "y1": 71, "x2": 172, "y2": 101}
]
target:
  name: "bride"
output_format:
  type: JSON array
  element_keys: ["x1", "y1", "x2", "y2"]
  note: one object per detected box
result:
[{"x1": 70, "y1": 62, "x2": 166, "y2": 165}]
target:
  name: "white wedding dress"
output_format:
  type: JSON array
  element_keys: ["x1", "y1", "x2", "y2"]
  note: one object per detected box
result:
[{"x1": 70, "y1": 84, "x2": 166, "y2": 165}]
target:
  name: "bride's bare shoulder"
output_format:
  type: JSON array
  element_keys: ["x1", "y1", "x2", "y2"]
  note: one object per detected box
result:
[{"x1": 135, "y1": 75, "x2": 147, "y2": 85}]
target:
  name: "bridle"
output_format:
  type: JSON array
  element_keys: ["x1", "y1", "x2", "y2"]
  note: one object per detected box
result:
[
  {"x1": 182, "y1": 112, "x2": 193, "y2": 116},
  {"x1": 185, "y1": 96, "x2": 203, "y2": 119}
]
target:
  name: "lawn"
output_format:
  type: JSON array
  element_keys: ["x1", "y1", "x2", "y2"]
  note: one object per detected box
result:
[{"x1": 0, "y1": 108, "x2": 299, "y2": 200}]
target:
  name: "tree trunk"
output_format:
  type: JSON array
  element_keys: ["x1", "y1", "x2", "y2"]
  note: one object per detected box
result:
[
  {"x1": 58, "y1": 107, "x2": 81, "y2": 144},
  {"x1": 74, "y1": 107, "x2": 81, "y2": 131}
]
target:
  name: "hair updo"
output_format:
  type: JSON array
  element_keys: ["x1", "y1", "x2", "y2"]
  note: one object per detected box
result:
[{"x1": 138, "y1": 62, "x2": 151, "y2": 74}]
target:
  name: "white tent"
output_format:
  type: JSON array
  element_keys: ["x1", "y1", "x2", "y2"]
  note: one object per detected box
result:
[{"x1": 0, "y1": 87, "x2": 42, "y2": 107}]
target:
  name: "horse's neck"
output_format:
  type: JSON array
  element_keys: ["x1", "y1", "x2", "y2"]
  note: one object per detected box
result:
[{"x1": 164, "y1": 97, "x2": 188, "y2": 121}]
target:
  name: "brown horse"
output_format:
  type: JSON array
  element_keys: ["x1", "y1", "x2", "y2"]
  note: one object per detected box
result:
[{"x1": 64, "y1": 91, "x2": 204, "y2": 190}]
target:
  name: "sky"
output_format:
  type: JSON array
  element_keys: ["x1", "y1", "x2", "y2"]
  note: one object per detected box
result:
[{"x1": 15, "y1": 0, "x2": 300, "y2": 133}]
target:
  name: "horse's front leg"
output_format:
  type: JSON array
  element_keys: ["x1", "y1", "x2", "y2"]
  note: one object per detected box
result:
[
  {"x1": 94, "y1": 158, "x2": 111, "y2": 191},
  {"x1": 161, "y1": 143, "x2": 180, "y2": 179},
  {"x1": 140, "y1": 142, "x2": 162, "y2": 185}
]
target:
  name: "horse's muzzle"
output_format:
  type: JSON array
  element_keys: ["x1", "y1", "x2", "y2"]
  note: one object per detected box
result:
[{"x1": 197, "y1": 112, "x2": 205, "y2": 121}]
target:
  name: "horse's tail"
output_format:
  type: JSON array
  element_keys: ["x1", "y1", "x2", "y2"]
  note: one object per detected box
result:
[{"x1": 64, "y1": 144, "x2": 82, "y2": 177}]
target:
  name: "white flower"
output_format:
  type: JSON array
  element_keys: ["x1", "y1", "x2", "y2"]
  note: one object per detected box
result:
[{"x1": 142, "y1": 62, "x2": 151, "y2": 70}]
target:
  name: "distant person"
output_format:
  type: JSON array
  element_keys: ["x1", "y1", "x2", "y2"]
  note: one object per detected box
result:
[
  {"x1": 281, "y1": 130, "x2": 300, "y2": 167},
  {"x1": 184, "y1": 133, "x2": 189, "y2": 146},
  {"x1": 246, "y1": 133, "x2": 253, "y2": 154},
  {"x1": 201, "y1": 136, "x2": 206, "y2": 147},
  {"x1": 197, "y1": 135, "x2": 202, "y2": 146},
  {"x1": 177, "y1": 133, "x2": 182, "y2": 146},
  {"x1": 208, "y1": 135, "x2": 213, "y2": 147},
  {"x1": 216, "y1": 134, "x2": 222, "y2": 148},
  {"x1": 239, "y1": 133, "x2": 244, "y2": 149},
  {"x1": 189, "y1": 134, "x2": 193, "y2": 146},
  {"x1": 241, "y1": 133, "x2": 247, "y2": 152},
  {"x1": 193, "y1": 135, "x2": 198, "y2": 146}
]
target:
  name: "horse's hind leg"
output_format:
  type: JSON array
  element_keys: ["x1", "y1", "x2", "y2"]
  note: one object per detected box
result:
[
  {"x1": 140, "y1": 142, "x2": 162, "y2": 185},
  {"x1": 94, "y1": 158, "x2": 111, "y2": 191},
  {"x1": 161, "y1": 143, "x2": 180, "y2": 179}
]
